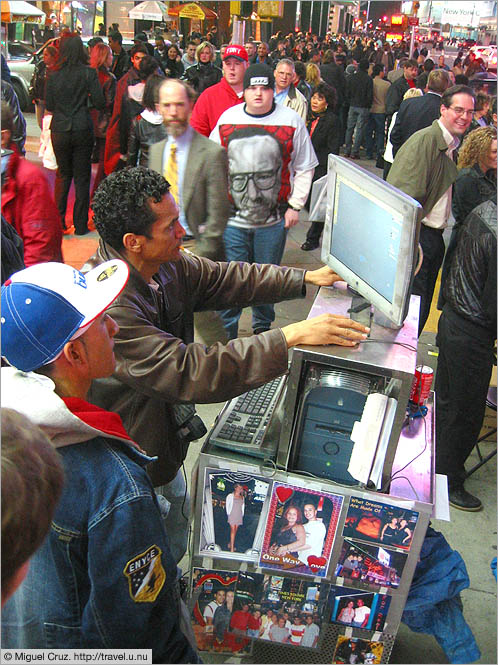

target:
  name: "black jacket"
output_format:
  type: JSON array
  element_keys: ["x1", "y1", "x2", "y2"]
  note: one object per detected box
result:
[
  {"x1": 46, "y1": 64, "x2": 104, "y2": 132},
  {"x1": 111, "y1": 47, "x2": 130, "y2": 82},
  {"x1": 1, "y1": 80, "x2": 26, "y2": 154},
  {"x1": 442, "y1": 199, "x2": 496, "y2": 337},
  {"x1": 182, "y1": 62, "x2": 222, "y2": 94},
  {"x1": 320, "y1": 62, "x2": 346, "y2": 108},
  {"x1": 1, "y1": 215, "x2": 24, "y2": 284},
  {"x1": 390, "y1": 92, "x2": 442, "y2": 157},
  {"x1": 307, "y1": 110, "x2": 342, "y2": 179},
  {"x1": 127, "y1": 115, "x2": 168, "y2": 167},
  {"x1": 452, "y1": 164, "x2": 497, "y2": 226},
  {"x1": 346, "y1": 69, "x2": 373, "y2": 109},
  {"x1": 385, "y1": 75, "x2": 411, "y2": 116}
]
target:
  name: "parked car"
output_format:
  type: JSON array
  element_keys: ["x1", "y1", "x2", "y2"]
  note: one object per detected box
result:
[
  {"x1": 7, "y1": 41, "x2": 35, "y2": 59},
  {"x1": 6, "y1": 36, "x2": 135, "y2": 111},
  {"x1": 458, "y1": 38, "x2": 477, "y2": 49},
  {"x1": 468, "y1": 70, "x2": 497, "y2": 96},
  {"x1": 470, "y1": 45, "x2": 497, "y2": 71}
]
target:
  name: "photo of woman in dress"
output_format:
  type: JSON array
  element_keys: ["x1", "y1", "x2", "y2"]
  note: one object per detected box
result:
[
  {"x1": 269, "y1": 505, "x2": 306, "y2": 558},
  {"x1": 199, "y1": 469, "x2": 271, "y2": 562},
  {"x1": 226, "y1": 483, "x2": 246, "y2": 552},
  {"x1": 337, "y1": 600, "x2": 356, "y2": 625},
  {"x1": 380, "y1": 517, "x2": 398, "y2": 545}
]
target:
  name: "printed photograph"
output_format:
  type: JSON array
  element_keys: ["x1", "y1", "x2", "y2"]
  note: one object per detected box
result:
[
  {"x1": 342, "y1": 496, "x2": 419, "y2": 551},
  {"x1": 332, "y1": 635, "x2": 385, "y2": 664},
  {"x1": 199, "y1": 468, "x2": 271, "y2": 562},
  {"x1": 190, "y1": 568, "x2": 249, "y2": 654},
  {"x1": 230, "y1": 571, "x2": 329, "y2": 649},
  {"x1": 328, "y1": 585, "x2": 391, "y2": 632},
  {"x1": 259, "y1": 482, "x2": 344, "y2": 577},
  {"x1": 335, "y1": 539, "x2": 408, "y2": 590}
]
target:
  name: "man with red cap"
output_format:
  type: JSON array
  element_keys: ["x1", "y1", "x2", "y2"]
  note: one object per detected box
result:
[{"x1": 190, "y1": 44, "x2": 249, "y2": 137}]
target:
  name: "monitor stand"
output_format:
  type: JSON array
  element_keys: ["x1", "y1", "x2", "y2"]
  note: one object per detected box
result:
[{"x1": 347, "y1": 288, "x2": 403, "y2": 331}]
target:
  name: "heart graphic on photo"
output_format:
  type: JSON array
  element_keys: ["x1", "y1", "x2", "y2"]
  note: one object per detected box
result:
[
  {"x1": 307, "y1": 555, "x2": 327, "y2": 570},
  {"x1": 275, "y1": 486, "x2": 293, "y2": 503}
]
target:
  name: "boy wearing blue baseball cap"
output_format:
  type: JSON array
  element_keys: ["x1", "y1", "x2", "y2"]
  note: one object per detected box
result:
[{"x1": 1, "y1": 261, "x2": 199, "y2": 661}]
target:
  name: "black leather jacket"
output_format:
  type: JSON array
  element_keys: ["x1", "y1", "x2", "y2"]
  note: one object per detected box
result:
[
  {"x1": 182, "y1": 62, "x2": 222, "y2": 94},
  {"x1": 1, "y1": 80, "x2": 26, "y2": 154},
  {"x1": 442, "y1": 199, "x2": 497, "y2": 337},
  {"x1": 127, "y1": 114, "x2": 167, "y2": 167}
]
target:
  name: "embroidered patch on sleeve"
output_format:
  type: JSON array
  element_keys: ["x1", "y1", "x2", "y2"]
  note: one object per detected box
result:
[{"x1": 124, "y1": 545, "x2": 166, "y2": 602}]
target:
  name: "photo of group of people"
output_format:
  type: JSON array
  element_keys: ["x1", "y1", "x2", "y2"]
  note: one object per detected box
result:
[
  {"x1": 342, "y1": 497, "x2": 419, "y2": 551},
  {"x1": 332, "y1": 636, "x2": 385, "y2": 664},
  {"x1": 190, "y1": 568, "x2": 249, "y2": 654},
  {"x1": 199, "y1": 469, "x2": 271, "y2": 562},
  {"x1": 328, "y1": 585, "x2": 391, "y2": 632},
  {"x1": 197, "y1": 570, "x2": 330, "y2": 650},
  {"x1": 335, "y1": 539, "x2": 407, "y2": 590},
  {"x1": 260, "y1": 482, "x2": 344, "y2": 577}
]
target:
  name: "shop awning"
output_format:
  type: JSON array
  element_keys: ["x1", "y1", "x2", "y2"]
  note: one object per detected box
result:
[
  {"x1": 168, "y1": 3, "x2": 218, "y2": 20},
  {"x1": 1, "y1": 0, "x2": 45, "y2": 23}
]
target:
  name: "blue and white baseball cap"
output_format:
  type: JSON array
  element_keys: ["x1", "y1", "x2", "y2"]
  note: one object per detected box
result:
[{"x1": 1, "y1": 260, "x2": 129, "y2": 372}]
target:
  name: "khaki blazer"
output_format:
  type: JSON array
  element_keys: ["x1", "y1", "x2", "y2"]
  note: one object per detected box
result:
[{"x1": 149, "y1": 130, "x2": 229, "y2": 260}]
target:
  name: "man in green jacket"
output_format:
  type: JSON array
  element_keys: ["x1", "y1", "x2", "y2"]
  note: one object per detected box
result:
[{"x1": 387, "y1": 84, "x2": 475, "y2": 334}]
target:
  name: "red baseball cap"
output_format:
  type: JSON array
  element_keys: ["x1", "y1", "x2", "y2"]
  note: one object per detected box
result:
[{"x1": 223, "y1": 45, "x2": 248, "y2": 63}]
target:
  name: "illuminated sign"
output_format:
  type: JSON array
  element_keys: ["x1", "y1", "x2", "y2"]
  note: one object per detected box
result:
[{"x1": 391, "y1": 14, "x2": 403, "y2": 25}]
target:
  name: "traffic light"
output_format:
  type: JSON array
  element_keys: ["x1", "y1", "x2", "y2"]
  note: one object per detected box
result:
[{"x1": 382, "y1": 15, "x2": 387, "y2": 22}]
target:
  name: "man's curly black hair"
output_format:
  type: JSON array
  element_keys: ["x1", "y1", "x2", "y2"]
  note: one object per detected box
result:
[{"x1": 92, "y1": 167, "x2": 170, "y2": 249}]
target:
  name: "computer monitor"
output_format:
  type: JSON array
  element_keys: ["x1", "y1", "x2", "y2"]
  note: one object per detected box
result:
[{"x1": 321, "y1": 155, "x2": 422, "y2": 328}]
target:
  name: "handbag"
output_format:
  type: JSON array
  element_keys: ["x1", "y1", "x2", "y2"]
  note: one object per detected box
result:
[{"x1": 38, "y1": 113, "x2": 57, "y2": 170}]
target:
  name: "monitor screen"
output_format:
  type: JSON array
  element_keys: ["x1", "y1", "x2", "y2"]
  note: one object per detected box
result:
[{"x1": 322, "y1": 156, "x2": 422, "y2": 327}]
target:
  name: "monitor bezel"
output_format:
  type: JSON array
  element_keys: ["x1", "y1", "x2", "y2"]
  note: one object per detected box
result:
[{"x1": 321, "y1": 155, "x2": 422, "y2": 328}]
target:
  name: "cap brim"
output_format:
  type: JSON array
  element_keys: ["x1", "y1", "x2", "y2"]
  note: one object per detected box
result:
[
  {"x1": 79, "y1": 260, "x2": 129, "y2": 327},
  {"x1": 223, "y1": 56, "x2": 246, "y2": 63}
]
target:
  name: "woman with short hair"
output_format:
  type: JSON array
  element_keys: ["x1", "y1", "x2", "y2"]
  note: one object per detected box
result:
[{"x1": 182, "y1": 40, "x2": 222, "y2": 93}]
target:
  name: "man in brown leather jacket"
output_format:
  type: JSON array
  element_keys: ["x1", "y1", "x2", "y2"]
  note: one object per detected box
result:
[{"x1": 87, "y1": 166, "x2": 369, "y2": 563}]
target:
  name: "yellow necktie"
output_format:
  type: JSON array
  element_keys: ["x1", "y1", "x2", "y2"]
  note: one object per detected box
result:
[{"x1": 165, "y1": 142, "x2": 178, "y2": 204}]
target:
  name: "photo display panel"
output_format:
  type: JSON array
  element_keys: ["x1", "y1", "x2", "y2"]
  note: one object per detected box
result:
[
  {"x1": 335, "y1": 538, "x2": 408, "y2": 591},
  {"x1": 328, "y1": 584, "x2": 391, "y2": 632},
  {"x1": 332, "y1": 635, "x2": 385, "y2": 664},
  {"x1": 190, "y1": 567, "x2": 249, "y2": 654},
  {"x1": 199, "y1": 468, "x2": 271, "y2": 562},
  {"x1": 231, "y1": 571, "x2": 330, "y2": 649},
  {"x1": 342, "y1": 496, "x2": 419, "y2": 552},
  {"x1": 260, "y1": 482, "x2": 344, "y2": 577}
]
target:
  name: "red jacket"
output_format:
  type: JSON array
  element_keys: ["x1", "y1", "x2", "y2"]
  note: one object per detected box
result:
[
  {"x1": 1, "y1": 147, "x2": 62, "y2": 267},
  {"x1": 190, "y1": 77, "x2": 242, "y2": 137}
]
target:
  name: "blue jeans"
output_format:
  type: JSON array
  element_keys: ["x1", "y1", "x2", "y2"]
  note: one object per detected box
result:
[
  {"x1": 365, "y1": 112, "x2": 386, "y2": 158},
  {"x1": 345, "y1": 106, "x2": 370, "y2": 156},
  {"x1": 156, "y1": 468, "x2": 191, "y2": 565},
  {"x1": 220, "y1": 221, "x2": 287, "y2": 339}
]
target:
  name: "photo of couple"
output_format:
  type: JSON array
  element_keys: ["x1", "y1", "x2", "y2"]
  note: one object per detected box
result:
[
  {"x1": 328, "y1": 585, "x2": 391, "y2": 632},
  {"x1": 230, "y1": 571, "x2": 329, "y2": 649},
  {"x1": 199, "y1": 469, "x2": 271, "y2": 562},
  {"x1": 190, "y1": 568, "x2": 249, "y2": 655},
  {"x1": 335, "y1": 538, "x2": 408, "y2": 590},
  {"x1": 342, "y1": 496, "x2": 419, "y2": 551},
  {"x1": 260, "y1": 482, "x2": 344, "y2": 577}
]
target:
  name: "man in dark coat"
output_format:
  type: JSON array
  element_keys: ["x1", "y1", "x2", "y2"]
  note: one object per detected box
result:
[
  {"x1": 391, "y1": 69, "x2": 450, "y2": 157},
  {"x1": 385, "y1": 59, "x2": 418, "y2": 117}
]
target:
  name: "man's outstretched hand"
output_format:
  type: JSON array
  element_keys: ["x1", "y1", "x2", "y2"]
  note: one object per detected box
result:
[
  {"x1": 305, "y1": 266, "x2": 345, "y2": 287},
  {"x1": 282, "y1": 314, "x2": 369, "y2": 349}
]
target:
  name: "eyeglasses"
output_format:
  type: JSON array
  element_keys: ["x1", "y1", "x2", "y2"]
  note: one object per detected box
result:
[
  {"x1": 230, "y1": 169, "x2": 279, "y2": 193},
  {"x1": 448, "y1": 106, "x2": 474, "y2": 117}
]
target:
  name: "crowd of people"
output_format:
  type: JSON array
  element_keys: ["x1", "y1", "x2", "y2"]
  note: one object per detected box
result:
[{"x1": 0, "y1": 20, "x2": 496, "y2": 660}]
